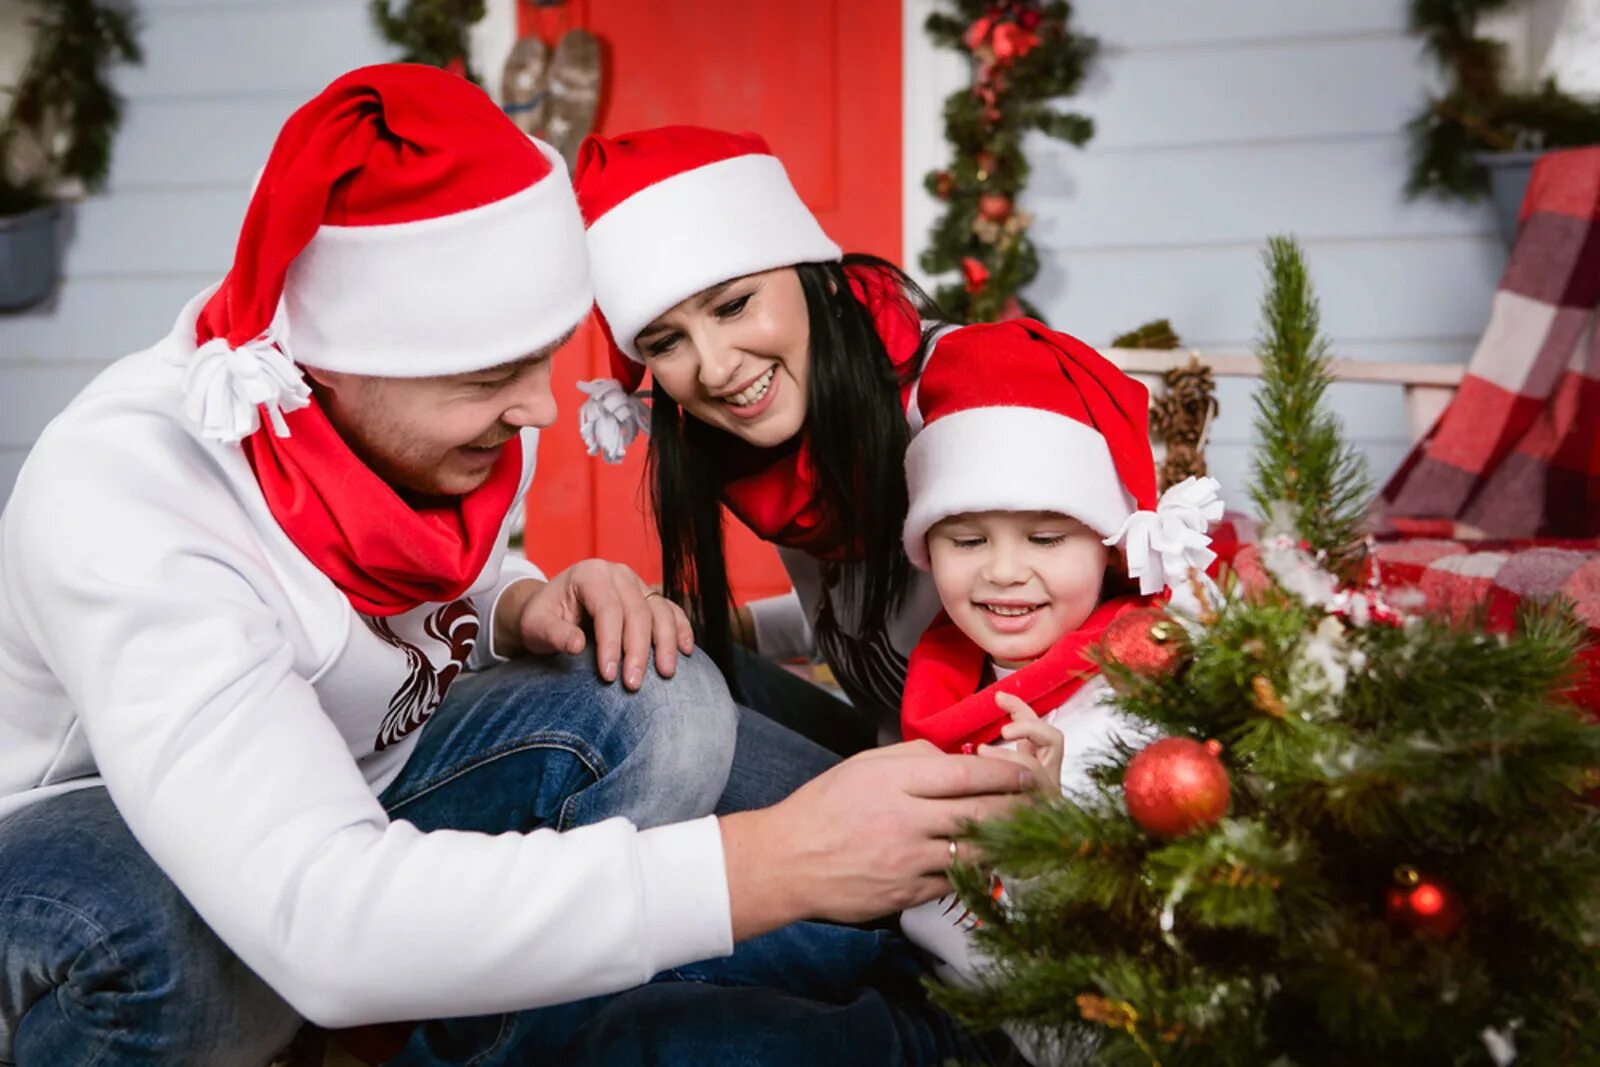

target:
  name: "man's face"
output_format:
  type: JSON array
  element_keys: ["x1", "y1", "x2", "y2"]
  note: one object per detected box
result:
[{"x1": 307, "y1": 338, "x2": 567, "y2": 498}]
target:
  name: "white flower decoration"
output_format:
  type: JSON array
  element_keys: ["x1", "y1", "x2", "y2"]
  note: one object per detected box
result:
[
  {"x1": 1104, "y1": 475, "x2": 1225, "y2": 596},
  {"x1": 172, "y1": 327, "x2": 310, "y2": 443},
  {"x1": 577, "y1": 378, "x2": 650, "y2": 464}
]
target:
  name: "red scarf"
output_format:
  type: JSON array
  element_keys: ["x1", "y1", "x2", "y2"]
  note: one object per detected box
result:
[
  {"x1": 901, "y1": 596, "x2": 1153, "y2": 752},
  {"x1": 242, "y1": 396, "x2": 524, "y2": 617},
  {"x1": 719, "y1": 263, "x2": 926, "y2": 561}
]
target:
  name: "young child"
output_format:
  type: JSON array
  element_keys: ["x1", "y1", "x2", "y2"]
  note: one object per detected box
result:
[{"x1": 894, "y1": 319, "x2": 1223, "y2": 984}]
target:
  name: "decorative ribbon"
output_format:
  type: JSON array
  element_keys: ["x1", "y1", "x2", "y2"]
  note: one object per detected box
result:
[
  {"x1": 1104, "y1": 475, "x2": 1225, "y2": 596},
  {"x1": 577, "y1": 377, "x2": 651, "y2": 462},
  {"x1": 172, "y1": 318, "x2": 311, "y2": 444}
]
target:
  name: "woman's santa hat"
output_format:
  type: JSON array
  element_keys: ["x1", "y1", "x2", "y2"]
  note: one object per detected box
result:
[
  {"x1": 903, "y1": 320, "x2": 1224, "y2": 597},
  {"x1": 181, "y1": 63, "x2": 591, "y2": 444},
  {"x1": 570, "y1": 125, "x2": 841, "y2": 462}
]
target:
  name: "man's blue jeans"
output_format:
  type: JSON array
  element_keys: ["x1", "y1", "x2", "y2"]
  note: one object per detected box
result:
[{"x1": 0, "y1": 651, "x2": 1009, "y2": 1065}]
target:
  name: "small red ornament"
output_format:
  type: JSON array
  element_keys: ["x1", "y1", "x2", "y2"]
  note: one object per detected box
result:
[
  {"x1": 1018, "y1": 7, "x2": 1041, "y2": 30},
  {"x1": 1124, "y1": 738, "x2": 1230, "y2": 837},
  {"x1": 1101, "y1": 608, "x2": 1186, "y2": 679},
  {"x1": 1385, "y1": 865, "x2": 1463, "y2": 938},
  {"x1": 961, "y1": 256, "x2": 990, "y2": 293},
  {"x1": 935, "y1": 170, "x2": 955, "y2": 200},
  {"x1": 991, "y1": 21, "x2": 1040, "y2": 64},
  {"x1": 975, "y1": 151, "x2": 997, "y2": 179},
  {"x1": 978, "y1": 193, "x2": 1013, "y2": 221}
]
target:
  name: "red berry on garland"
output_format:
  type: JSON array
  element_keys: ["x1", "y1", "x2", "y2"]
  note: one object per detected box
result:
[
  {"x1": 961, "y1": 256, "x2": 991, "y2": 293},
  {"x1": 1101, "y1": 608, "x2": 1187, "y2": 679},
  {"x1": 1124, "y1": 738, "x2": 1230, "y2": 837},
  {"x1": 978, "y1": 193, "x2": 1013, "y2": 221},
  {"x1": 935, "y1": 170, "x2": 955, "y2": 200},
  {"x1": 1385, "y1": 865, "x2": 1463, "y2": 938}
]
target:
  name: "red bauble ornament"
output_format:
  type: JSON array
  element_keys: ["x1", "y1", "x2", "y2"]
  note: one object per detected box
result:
[
  {"x1": 978, "y1": 193, "x2": 1013, "y2": 221},
  {"x1": 935, "y1": 170, "x2": 955, "y2": 200},
  {"x1": 991, "y1": 21, "x2": 1040, "y2": 63},
  {"x1": 1124, "y1": 738, "x2": 1230, "y2": 837},
  {"x1": 1101, "y1": 608, "x2": 1186, "y2": 679},
  {"x1": 961, "y1": 256, "x2": 991, "y2": 293},
  {"x1": 1385, "y1": 866, "x2": 1463, "y2": 938}
]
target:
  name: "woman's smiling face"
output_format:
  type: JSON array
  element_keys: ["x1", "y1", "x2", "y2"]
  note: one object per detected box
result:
[{"x1": 634, "y1": 267, "x2": 811, "y2": 449}]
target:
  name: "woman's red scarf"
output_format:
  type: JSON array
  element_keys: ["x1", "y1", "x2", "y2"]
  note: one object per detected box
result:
[
  {"x1": 238, "y1": 394, "x2": 524, "y2": 617},
  {"x1": 901, "y1": 596, "x2": 1154, "y2": 752},
  {"x1": 718, "y1": 263, "x2": 925, "y2": 562}
]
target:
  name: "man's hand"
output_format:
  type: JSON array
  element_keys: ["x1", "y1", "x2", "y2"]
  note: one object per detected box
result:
[
  {"x1": 717, "y1": 740, "x2": 1042, "y2": 941},
  {"x1": 495, "y1": 560, "x2": 694, "y2": 690}
]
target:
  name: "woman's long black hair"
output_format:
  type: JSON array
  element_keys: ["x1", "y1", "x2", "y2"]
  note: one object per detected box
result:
[{"x1": 648, "y1": 253, "x2": 947, "y2": 678}]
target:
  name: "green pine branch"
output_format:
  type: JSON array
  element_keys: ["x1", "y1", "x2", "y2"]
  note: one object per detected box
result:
[
  {"x1": 1405, "y1": 0, "x2": 1600, "y2": 201},
  {"x1": 1, "y1": 0, "x2": 142, "y2": 212},
  {"x1": 919, "y1": 1, "x2": 1097, "y2": 323},
  {"x1": 1248, "y1": 236, "x2": 1372, "y2": 579},
  {"x1": 369, "y1": 0, "x2": 486, "y2": 84}
]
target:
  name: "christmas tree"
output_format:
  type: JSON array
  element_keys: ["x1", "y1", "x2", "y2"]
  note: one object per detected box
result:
[{"x1": 934, "y1": 237, "x2": 1600, "y2": 1065}]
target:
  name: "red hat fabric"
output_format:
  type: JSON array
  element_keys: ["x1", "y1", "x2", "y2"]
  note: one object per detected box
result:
[
  {"x1": 182, "y1": 63, "x2": 591, "y2": 443},
  {"x1": 903, "y1": 320, "x2": 1223, "y2": 595},
  {"x1": 568, "y1": 125, "x2": 841, "y2": 462}
]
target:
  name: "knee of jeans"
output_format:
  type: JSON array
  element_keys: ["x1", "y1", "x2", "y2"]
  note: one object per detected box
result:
[{"x1": 622, "y1": 652, "x2": 738, "y2": 825}]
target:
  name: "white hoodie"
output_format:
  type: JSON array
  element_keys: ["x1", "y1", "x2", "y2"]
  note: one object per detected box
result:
[{"x1": 0, "y1": 292, "x2": 732, "y2": 1027}]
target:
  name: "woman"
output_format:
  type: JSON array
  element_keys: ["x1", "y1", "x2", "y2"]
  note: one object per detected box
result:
[{"x1": 573, "y1": 126, "x2": 951, "y2": 752}]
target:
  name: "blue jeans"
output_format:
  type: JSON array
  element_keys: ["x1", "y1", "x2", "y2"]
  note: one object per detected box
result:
[{"x1": 0, "y1": 652, "x2": 1005, "y2": 1065}]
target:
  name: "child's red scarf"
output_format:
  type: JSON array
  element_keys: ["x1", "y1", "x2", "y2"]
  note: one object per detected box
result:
[
  {"x1": 901, "y1": 596, "x2": 1154, "y2": 752},
  {"x1": 718, "y1": 263, "x2": 926, "y2": 562}
]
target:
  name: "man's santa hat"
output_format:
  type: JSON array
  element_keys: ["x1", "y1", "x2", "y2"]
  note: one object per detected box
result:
[
  {"x1": 180, "y1": 63, "x2": 591, "y2": 443},
  {"x1": 569, "y1": 126, "x2": 841, "y2": 462},
  {"x1": 903, "y1": 320, "x2": 1224, "y2": 597}
]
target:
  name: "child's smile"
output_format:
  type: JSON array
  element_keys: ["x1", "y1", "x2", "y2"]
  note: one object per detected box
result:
[{"x1": 928, "y1": 510, "x2": 1109, "y2": 668}]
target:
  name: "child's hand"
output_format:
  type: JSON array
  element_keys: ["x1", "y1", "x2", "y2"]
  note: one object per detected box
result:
[{"x1": 986, "y1": 692, "x2": 1064, "y2": 792}]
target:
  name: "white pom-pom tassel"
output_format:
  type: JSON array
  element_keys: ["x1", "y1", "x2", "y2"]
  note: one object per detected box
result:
[
  {"x1": 577, "y1": 378, "x2": 650, "y2": 464},
  {"x1": 1103, "y1": 475, "x2": 1225, "y2": 595},
  {"x1": 171, "y1": 325, "x2": 310, "y2": 444}
]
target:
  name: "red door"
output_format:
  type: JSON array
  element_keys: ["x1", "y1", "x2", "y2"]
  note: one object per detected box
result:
[{"x1": 522, "y1": 0, "x2": 903, "y2": 601}]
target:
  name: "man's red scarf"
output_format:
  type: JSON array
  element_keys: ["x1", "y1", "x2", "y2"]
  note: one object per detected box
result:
[
  {"x1": 901, "y1": 596, "x2": 1154, "y2": 752},
  {"x1": 236, "y1": 391, "x2": 524, "y2": 618},
  {"x1": 718, "y1": 263, "x2": 925, "y2": 562}
]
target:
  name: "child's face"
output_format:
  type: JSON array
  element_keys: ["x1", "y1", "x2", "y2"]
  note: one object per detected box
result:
[{"x1": 927, "y1": 510, "x2": 1109, "y2": 668}]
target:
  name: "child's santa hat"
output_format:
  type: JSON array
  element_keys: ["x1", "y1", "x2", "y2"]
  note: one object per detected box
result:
[
  {"x1": 570, "y1": 126, "x2": 841, "y2": 462},
  {"x1": 180, "y1": 63, "x2": 591, "y2": 444},
  {"x1": 902, "y1": 320, "x2": 1224, "y2": 597}
]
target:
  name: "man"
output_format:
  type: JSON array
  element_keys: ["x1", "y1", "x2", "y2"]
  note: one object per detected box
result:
[{"x1": 0, "y1": 65, "x2": 1033, "y2": 1065}]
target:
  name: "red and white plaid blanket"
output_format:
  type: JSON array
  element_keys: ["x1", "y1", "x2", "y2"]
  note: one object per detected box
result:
[{"x1": 1377, "y1": 146, "x2": 1600, "y2": 539}]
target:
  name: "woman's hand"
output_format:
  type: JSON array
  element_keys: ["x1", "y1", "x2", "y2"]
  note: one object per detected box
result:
[
  {"x1": 717, "y1": 741, "x2": 1041, "y2": 941},
  {"x1": 983, "y1": 692, "x2": 1065, "y2": 793},
  {"x1": 495, "y1": 560, "x2": 694, "y2": 690}
]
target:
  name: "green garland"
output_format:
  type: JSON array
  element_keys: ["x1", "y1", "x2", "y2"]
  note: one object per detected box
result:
[
  {"x1": 1, "y1": 0, "x2": 141, "y2": 216},
  {"x1": 369, "y1": 0, "x2": 486, "y2": 84},
  {"x1": 919, "y1": 0, "x2": 1096, "y2": 323},
  {"x1": 1407, "y1": 0, "x2": 1600, "y2": 201}
]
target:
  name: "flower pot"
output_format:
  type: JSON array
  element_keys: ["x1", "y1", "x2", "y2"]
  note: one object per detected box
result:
[
  {"x1": 1476, "y1": 150, "x2": 1543, "y2": 248},
  {"x1": 0, "y1": 202, "x2": 63, "y2": 312}
]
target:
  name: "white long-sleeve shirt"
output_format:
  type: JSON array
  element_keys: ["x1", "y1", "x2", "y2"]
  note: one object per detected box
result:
[{"x1": 0, "y1": 292, "x2": 733, "y2": 1026}]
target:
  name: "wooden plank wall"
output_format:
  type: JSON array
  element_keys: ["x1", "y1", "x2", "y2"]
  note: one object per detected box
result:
[{"x1": 0, "y1": 0, "x2": 391, "y2": 504}]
